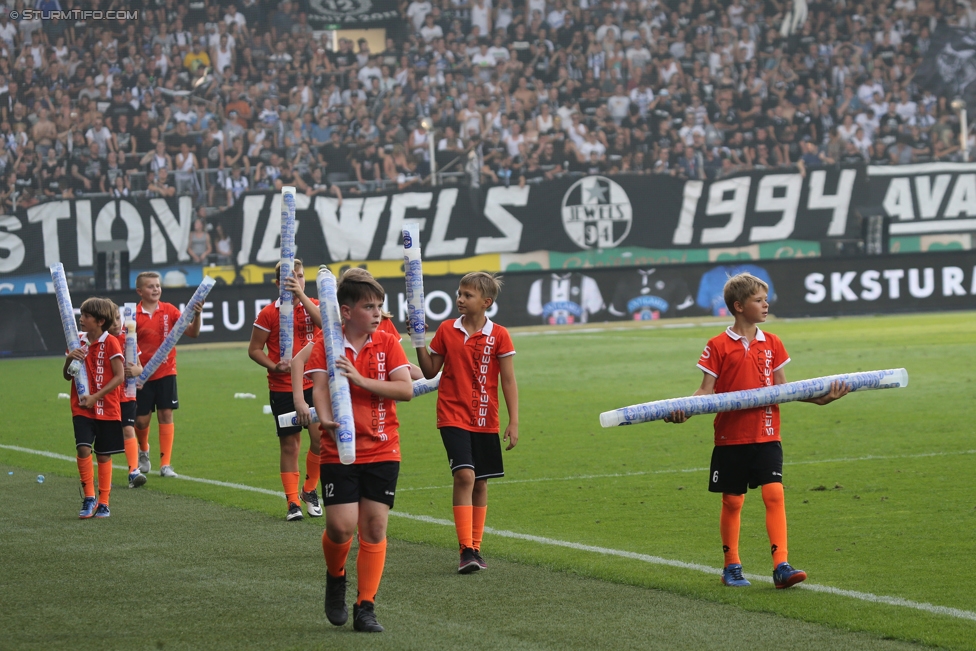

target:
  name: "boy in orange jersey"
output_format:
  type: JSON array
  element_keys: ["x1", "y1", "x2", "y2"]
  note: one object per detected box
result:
[
  {"x1": 291, "y1": 269, "x2": 413, "y2": 633},
  {"x1": 413, "y1": 272, "x2": 519, "y2": 574},
  {"x1": 248, "y1": 259, "x2": 324, "y2": 521},
  {"x1": 108, "y1": 312, "x2": 147, "y2": 489},
  {"x1": 63, "y1": 297, "x2": 126, "y2": 519},
  {"x1": 667, "y1": 273, "x2": 848, "y2": 588},
  {"x1": 133, "y1": 271, "x2": 202, "y2": 478}
]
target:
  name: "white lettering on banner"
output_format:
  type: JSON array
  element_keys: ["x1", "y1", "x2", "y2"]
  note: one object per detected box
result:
[
  {"x1": 944, "y1": 174, "x2": 976, "y2": 218},
  {"x1": 809, "y1": 169, "x2": 857, "y2": 237},
  {"x1": 0, "y1": 215, "x2": 25, "y2": 273},
  {"x1": 314, "y1": 195, "x2": 384, "y2": 261},
  {"x1": 943, "y1": 267, "x2": 966, "y2": 296},
  {"x1": 237, "y1": 195, "x2": 268, "y2": 267},
  {"x1": 27, "y1": 201, "x2": 70, "y2": 267},
  {"x1": 381, "y1": 193, "x2": 430, "y2": 259},
  {"x1": 860, "y1": 270, "x2": 882, "y2": 300},
  {"x1": 147, "y1": 197, "x2": 193, "y2": 263},
  {"x1": 908, "y1": 268, "x2": 934, "y2": 298},
  {"x1": 701, "y1": 177, "x2": 750, "y2": 244},
  {"x1": 883, "y1": 269, "x2": 904, "y2": 298},
  {"x1": 672, "y1": 180, "x2": 704, "y2": 245},
  {"x1": 426, "y1": 189, "x2": 468, "y2": 257},
  {"x1": 883, "y1": 178, "x2": 914, "y2": 221},
  {"x1": 476, "y1": 186, "x2": 527, "y2": 254},
  {"x1": 223, "y1": 300, "x2": 246, "y2": 331},
  {"x1": 915, "y1": 175, "x2": 951, "y2": 219},
  {"x1": 673, "y1": 171, "x2": 856, "y2": 245},
  {"x1": 95, "y1": 201, "x2": 145, "y2": 261},
  {"x1": 425, "y1": 290, "x2": 453, "y2": 321},
  {"x1": 831, "y1": 271, "x2": 858, "y2": 302},
  {"x1": 803, "y1": 266, "x2": 976, "y2": 303},
  {"x1": 75, "y1": 201, "x2": 93, "y2": 267},
  {"x1": 199, "y1": 301, "x2": 214, "y2": 333},
  {"x1": 256, "y1": 193, "x2": 309, "y2": 263},
  {"x1": 750, "y1": 174, "x2": 802, "y2": 242}
]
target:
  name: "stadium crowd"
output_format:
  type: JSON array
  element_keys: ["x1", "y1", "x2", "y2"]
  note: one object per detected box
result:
[{"x1": 0, "y1": 0, "x2": 969, "y2": 226}]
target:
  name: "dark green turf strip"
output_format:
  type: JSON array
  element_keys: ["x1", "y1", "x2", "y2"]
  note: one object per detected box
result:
[{"x1": 0, "y1": 463, "x2": 939, "y2": 651}]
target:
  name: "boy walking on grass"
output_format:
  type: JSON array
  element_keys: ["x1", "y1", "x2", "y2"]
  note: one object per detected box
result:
[
  {"x1": 133, "y1": 271, "x2": 202, "y2": 479},
  {"x1": 291, "y1": 269, "x2": 413, "y2": 632},
  {"x1": 248, "y1": 259, "x2": 323, "y2": 521},
  {"x1": 414, "y1": 272, "x2": 519, "y2": 574},
  {"x1": 667, "y1": 273, "x2": 848, "y2": 588},
  {"x1": 64, "y1": 298, "x2": 126, "y2": 519}
]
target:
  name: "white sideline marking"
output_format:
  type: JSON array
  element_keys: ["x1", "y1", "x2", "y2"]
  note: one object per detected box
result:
[
  {"x1": 3, "y1": 442, "x2": 975, "y2": 623},
  {"x1": 398, "y1": 449, "x2": 976, "y2": 493}
]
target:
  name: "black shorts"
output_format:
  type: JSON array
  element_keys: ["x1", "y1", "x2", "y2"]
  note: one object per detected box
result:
[
  {"x1": 136, "y1": 375, "x2": 179, "y2": 416},
  {"x1": 440, "y1": 427, "x2": 504, "y2": 480},
  {"x1": 708, "y1": 441, "x2": 783, "y2": 494},
  {"x1": 269, "y1": 388, "x2": 314, "y2": 437},
  {"x1": 121, "y1": 401, "x2": 137, "y2": 428},
  {"x1": 320, "y1": 461, "x2": 399, "y2": 508},
  {"x1": 73, "y1": 416, "x2": 125, "y2": 455}
]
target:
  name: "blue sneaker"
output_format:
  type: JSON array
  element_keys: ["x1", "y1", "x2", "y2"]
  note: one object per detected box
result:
[
  {"x1": 128, "y1": 470, "x2": 147, "y2": 488},
  {"x1": 94, "y1": 503, "x2": 111, "y2": 518},
  {"x1": 721, "y1": 563, "x2": 751, "y2": 587},
  {"x1": 79, "y1": 496, "x2": 97, "y2": 519},
  {"x1": 773, "y1": 562, "x2": 807, "y2": 589}
]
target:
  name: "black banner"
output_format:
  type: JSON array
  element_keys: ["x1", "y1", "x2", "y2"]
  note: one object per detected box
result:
[
  {"x1": 917, "y1": 26, "x2": 976, "y2": 120},
  {"x1": 7, "y1": 165, "x2": 976, "y2": 289},
  {"x1": 306, "y1": 0, "x2": 399, "y2": 27},
  {"x1": 5, "y1": 251, "x2": 974, "y2": 358},
  {"x1": 864, "y1": 163, "x2": 976, "y2": 237}
]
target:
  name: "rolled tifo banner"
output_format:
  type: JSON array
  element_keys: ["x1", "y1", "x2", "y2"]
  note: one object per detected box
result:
[
  {"x1": 279, "y1": 186, "x2": 297, "y2": 365},
  {"x1": 317, "y1": 268, "x2": 356, "y2": 465},
  {"x1": 137, "y1": 275, "x2": 216, "y2": 386},
  {"x1": 123, "y1": 305, "x2": 138, "y2": 399},
  {"x1": 403, "y1": 222, "x2": 426, "y2": 348},
  {"x1": 599, "y1": 368, "x2": 909, "y2": 428},
  {"x1": 276, "y1": 373, "x2": 442, "y2": 428},
  {"x1": 50, "y1": 263, "x2": 89, "y2": 396}
]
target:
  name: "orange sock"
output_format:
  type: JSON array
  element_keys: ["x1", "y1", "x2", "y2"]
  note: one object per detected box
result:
[
  {"x1": 280, "y1": 471, "x2": 300, "y2": 506},
  {"x1": 453, "y1": 505, "x2": 473, "y2": 549},
  {"x1": 302, "y1": 449, "x2": 320, "y2": 493},
  {"x1": 720, "y1": 493, "x2": 745, "y2": 566},
  {"x1": 123, "y1": 437, "x2": 139, "y2": 473},
  {"x1": 158, "y1": 423, "x2": 174, "y2": 466},
  {"x1": 97, "y1": 458, "x2": 112, "y2": 506},
  {"x1": 77, "y1": 455, "x2": 95, "y2": 498},
  {"x1": 356, "y1": 537, "x2": 387, "y2": 605},
  {"x1": 472, "y1": 505, "x2": 487, "y2": 551},
  {"x1": 135, "y1": 427, "x2": 150, "y2": 452},
  {"x1": 322, "y1": 532, "x2": 352, "y2": 577},
  {"x1": 762, "y1": 483, "x2": 789, "y2": 567}
]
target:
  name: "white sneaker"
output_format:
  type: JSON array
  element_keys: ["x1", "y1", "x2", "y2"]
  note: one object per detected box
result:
[
  {"x1": 138, "y1": 450, "x2": 151, "y2": 474},
  {"x1": 160, "y1": 465, "x2": 178, "y2": 478},
  {"x1": 300, "y1": 490, "x2": 323, "y2": 517}
]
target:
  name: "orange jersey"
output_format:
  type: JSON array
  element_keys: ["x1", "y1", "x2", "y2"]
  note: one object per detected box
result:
[
  {"x1": 377, "y1": 317, "x2": 402, "y2": 341},
  {"x1": 114, "y1": 332, "x2": 140, "y2": 403},
  {"x1": 305, "y1": 329, "x2": 411, "y2": 464},
  {"x1": 70, "y1": 331, "x2": 124, "y2": 420},
  {"x1": 697, "y1": 327, "x2": 790, "y2": 446},
  {"x1": 253, "y1": 298, "x2": 320, "y2": 392},
  {"x1": 429, "y1": 317, "x2": 515, "y2": 433},
  {"x1": 135, "y1": 301, "x2": 183, "y2": 380}
]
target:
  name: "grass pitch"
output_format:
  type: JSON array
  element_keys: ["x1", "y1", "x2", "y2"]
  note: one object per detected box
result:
[{"x1": 2, "y1": 311, "x2": 975, "y2": 650}]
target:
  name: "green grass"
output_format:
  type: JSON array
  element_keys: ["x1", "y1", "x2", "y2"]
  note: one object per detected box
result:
[
  {"x1": 0, "y1": 465, "x2": 940, "y2": 651},
  {"x1": 2, "y1": 311, "x2": 975, "y2": 650}
]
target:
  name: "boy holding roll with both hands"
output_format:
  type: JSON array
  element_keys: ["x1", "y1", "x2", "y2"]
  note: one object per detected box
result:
[{"x1": 667, "y1": 273, "x2": 849, "y2": 588}]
